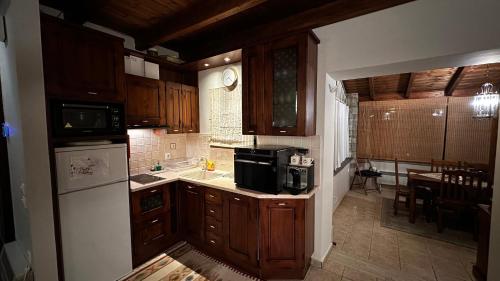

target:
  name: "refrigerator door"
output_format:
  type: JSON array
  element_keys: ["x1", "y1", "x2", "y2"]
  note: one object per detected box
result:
[
  {"x1": 58, "y1": 181, "x2": 132, "y2": 281},
  {"x1": 55, "y1": 143, "x2": 128, "y2": 194}
]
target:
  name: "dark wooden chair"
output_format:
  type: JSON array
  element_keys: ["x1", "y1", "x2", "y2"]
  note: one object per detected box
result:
[
  {"x1": 393, "y1": 158, "x2": 432, "y2": 221},
  {"x1": 431, "y1": 159, "x2": 461, "y2": 172},
  {"x1": 350, "y1": 158, "x2": 382, "y2": 195},
  {"x1": 436, "y1": 169, "x2": 489, "y2": 237}
]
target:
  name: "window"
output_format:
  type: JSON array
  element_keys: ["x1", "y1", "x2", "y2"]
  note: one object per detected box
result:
[{"x1": 334, "y1": 83, "x2": 351, "y2": 170}]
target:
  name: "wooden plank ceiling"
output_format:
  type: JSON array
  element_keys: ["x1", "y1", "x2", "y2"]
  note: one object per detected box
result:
[
  {"x1": 39, "y1": 0, "x2": 415, "y2": 62},
  {"x1": 343, "y1": 63, "x2": 500, "y2": 101}
]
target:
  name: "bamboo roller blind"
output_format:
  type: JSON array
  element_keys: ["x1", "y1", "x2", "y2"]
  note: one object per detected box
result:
[
  {"x1": 445, "y1": 96, "x2": 492, "y2": 164},
  {"x1": 358, "y1": 97, "x2": 448, "y2": 162},
  {"x1": 358, "y1": 97, "x2": 495, "y2": 163}
]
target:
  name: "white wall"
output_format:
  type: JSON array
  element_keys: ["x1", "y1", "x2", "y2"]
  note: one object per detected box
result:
[
  {"x1": 489, "y1": 123, "x2": 500, "y2": 280},
  {"x1": 315, "y1": 0, "x2": 500, "y2": 80},
  {"x1": 198, "y1": 63, "x2": 242, "y2": 134},
  {"x1": 0, "y1": 0, "x2": 58, "y2": 280}
]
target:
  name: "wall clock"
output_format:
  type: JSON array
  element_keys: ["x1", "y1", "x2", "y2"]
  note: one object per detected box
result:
[{"x1": 222, "y1": 67, "x2": 238, "y2": 88}]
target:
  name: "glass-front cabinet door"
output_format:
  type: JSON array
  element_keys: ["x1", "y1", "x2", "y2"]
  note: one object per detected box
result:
[{"x1": 265, "y1": 36, "x2": 303, "y2": 136}]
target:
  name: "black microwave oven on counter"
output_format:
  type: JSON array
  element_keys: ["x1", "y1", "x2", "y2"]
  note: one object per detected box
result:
[
  {"x1": 50, "y1": 100, "x2": 125, "y2": 137},
  {"x1": 234, "y1": 145, "x2": 293, "y2": 194}
]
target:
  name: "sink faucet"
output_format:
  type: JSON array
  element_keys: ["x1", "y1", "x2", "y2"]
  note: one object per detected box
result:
[{"x1": 199, "y1": 157, "x2": 208, "y2": 171}]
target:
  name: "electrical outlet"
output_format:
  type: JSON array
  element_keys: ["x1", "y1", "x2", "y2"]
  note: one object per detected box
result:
[
  {"x1": 165, "y1": 153, "x2": 171, "y2": 160},
  {"x1": 170, "y1": 143, "x2": 176, "y2": 150}
]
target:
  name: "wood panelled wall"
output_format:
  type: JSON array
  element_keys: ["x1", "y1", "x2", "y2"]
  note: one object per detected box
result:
[{"x1": 357, "y1": 97, "x2": 495, "y2": 164}]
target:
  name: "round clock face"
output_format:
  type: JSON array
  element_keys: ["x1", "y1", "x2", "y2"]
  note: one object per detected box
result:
[{"x1": 222, "y1": 68, "x2": 238, "y2": 87}]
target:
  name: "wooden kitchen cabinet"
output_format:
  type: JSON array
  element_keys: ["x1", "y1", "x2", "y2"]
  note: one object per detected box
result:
[
  {"x1": 41, "y1": 14, "x2": 125, "y2": 102},
  {"x1": 179, "y1": 182, "x2": 205, "y2": 245},
  {"x1": 126, "y1": 74, "x2": 166, "y2": 127},
  {"x1": 130, "y1": 183, "x2": 177, "y2": 267},
  {"x1": 259, "y1": 196, "x2": 315, "y2": 279},
  {"x1": 223, "y1": 192, "x2": 259, "y2": 269},
  {"x1": 165, "y1": 82, "x2": 199, "y2": 133},
  {"x1": 242, "y1": 32, "x2": 318, "y2": 136}
]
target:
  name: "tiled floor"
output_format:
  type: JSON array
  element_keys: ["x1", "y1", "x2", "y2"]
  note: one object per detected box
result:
[{"x1": 305, "y1": 189, "x2": 478, "y2": 281}]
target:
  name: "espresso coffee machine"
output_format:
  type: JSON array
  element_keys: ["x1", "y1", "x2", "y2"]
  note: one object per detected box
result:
[{"x1": 285, "y1": 164, "x2": 314, "y2": 195}]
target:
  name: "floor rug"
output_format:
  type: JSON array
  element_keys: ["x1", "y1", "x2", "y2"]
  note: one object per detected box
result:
[
  {"x1": 380, "y1": 197, "x2": 477, "y2": 249},
  {"x1": 124, "y1": 244, "x2": 260, "y2": 281}
]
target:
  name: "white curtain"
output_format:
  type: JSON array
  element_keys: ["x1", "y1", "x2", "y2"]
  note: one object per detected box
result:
[{"x1": 334, "y1": 96, "x2": 350, "y2": 169}]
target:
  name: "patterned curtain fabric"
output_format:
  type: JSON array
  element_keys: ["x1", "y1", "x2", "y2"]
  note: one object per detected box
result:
[{"x1": 209, "y1": 85, "x2": 253, "y2": 145}]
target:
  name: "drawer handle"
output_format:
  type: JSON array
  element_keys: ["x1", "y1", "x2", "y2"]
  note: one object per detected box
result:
[
  {"x1": 209, "y1": 225, "x2": 215, "y2": 229},
  {"x1": 234, "y1": 197, "x2": 240, "y2": 201},
  {"x1": 188, "y1": 129, "x2": 193, "y2": 132},
  {"x1": 87, "y1": 91, "x2": 98, "y2": 95},
  {"x1": 278, "y1": 202, "x2": 287, "y2": 206},
  {"x1": 151, "y1": 219, "x2": 159, "y2": 224},
  {"x1": 279, "y1": 130, "x2": 287, "y2": 133},
  {"x1": 209, "y1": 209, "x2": 215, "y2": 213},
  {"x1": 173, "y1": 129, "x2": 179, "y2": 132},
  {"x1": 142, "y1": 120, "x2": 149, "y2": 123},
  {"x1": 187, "y1": 186, "x2": 194, "y2": 189},
  {"x1": 150, "y1": 189, "x2": 158, "y2": 193},
  {"x1": 248, "y1": 130, "x2": 255, "y2": 133},
  {"x1": 210, "y1": 240, "x2": 216, "y2": 244},
  {"x1": 209, "y1": 194, "x2": 215, "y2": 198}
]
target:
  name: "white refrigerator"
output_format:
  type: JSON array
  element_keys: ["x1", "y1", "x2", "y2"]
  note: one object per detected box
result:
[{"x1": 55, "y1": 143, "x2": 132, "y2": 281}]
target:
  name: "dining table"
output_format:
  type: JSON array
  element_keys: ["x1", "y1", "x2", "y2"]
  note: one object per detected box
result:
[{"x1": 406, "y1": 169, "x2": 443, "y2": 224}]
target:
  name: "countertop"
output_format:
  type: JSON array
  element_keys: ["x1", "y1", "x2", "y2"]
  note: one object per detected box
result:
[{"x1": 129, "y1": 168, "x2": 318, "y2": 199}]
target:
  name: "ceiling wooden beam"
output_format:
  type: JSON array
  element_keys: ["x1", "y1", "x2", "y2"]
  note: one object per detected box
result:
[
  {"x1": 174, "y1": 0, "x2": 416, "y2": 61},
  {"x1": 368, "y1": 77, "x2": 375, "y2": 100},
  {"x1": 445, "y1": 67, "x2": 466, "y2": 96},
  {"x1": 136, "y1": 0, "x2": 268, "y2": 50},
  {"x1": 41, "y1": 0, "x2": 108, "y2": 24},
  {"x1": 404, "y1": 72, "x2": 415, "y2": 98}
]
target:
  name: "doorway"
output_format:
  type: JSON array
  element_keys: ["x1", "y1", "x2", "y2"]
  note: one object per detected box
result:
[{"x1": 0, "y1": 79, "x2": 14, "y2": 247}]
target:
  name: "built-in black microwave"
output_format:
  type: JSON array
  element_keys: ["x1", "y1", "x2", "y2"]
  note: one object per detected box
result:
[{"x1": 51, "y1": 101, "x2": 125, "y2": 137}]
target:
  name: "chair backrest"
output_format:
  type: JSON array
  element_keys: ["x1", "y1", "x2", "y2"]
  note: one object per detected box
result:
[
  {"x1": 355, "y1": 158, "x2": 372, "y2": 171},
  {"x1": 463, "y1": 162, "x2": 489, "y2": 173},
  {"x1": 431, "y1": 159, "x2": 461, "y2": 172},
  {"x1": 395, "y1": 158, "x2": 402, "y2": 191},
  {"x1": 439, "y1": 169, "x2": 489, "y2": 205}
]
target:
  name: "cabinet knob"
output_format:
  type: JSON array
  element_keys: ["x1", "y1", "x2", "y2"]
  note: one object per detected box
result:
[
  {"x1": 234, "y1": 197, "x2": 241, "y2": 201},
  {"x1": 209, "y1": 194, "x2": 215, "y2": 198},
  {"x1": 150, "y1": 189, "x2": 158, "y2": 193},
  {"x1": 142, "y1": 120, "x2": 149, "y2": 123},
  {"x1": 209, "y1": 209, "x2": 215, "y2": 213},
  {"x1": 187, "y1": 186, "x2": 194, "y2": 189},
  {"x1": 278, "y1": 202, "x2": 287, "y2": 206},
  {"x1": 87, "y1": 91, "x2": 98, "y2": 95},
  {"x1": 248, "y1": 130, "x2": 255, "y2": 133},
  {"x1": 188, "y1": 129, "x2": 193, "y2": 132},
  {"x1": 209, "y1": 240, "x2": 216, "y2": 244},
  {"x1": 173, "y1": 129, "x2": 179, "y2": 132},
  {"x1": 151, "y1": 219, "x2": 159, "y2": 224},
  {"x1": 209, "y1": 225, "x2": 215, "y2": 229},
  {"x1": 279, "y1": 130, "x2": 287, "y2": 133}
]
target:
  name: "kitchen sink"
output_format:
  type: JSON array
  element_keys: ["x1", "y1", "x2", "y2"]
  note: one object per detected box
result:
[{"x1": 180, "y1": 170, "x2": 225, "y2": 181}]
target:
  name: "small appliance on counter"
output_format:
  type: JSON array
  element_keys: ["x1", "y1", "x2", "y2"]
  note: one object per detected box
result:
[
  {"x1": 234, "y1": 145, "x2": 293, "y2": 194},
  {"x1": 286, "y1": 164, "x2": 314, "y2": 195}
]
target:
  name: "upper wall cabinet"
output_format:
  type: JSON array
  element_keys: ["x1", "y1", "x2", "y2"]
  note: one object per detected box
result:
[
  {"x1": 242, "y1": 32, "x2": 318, "y2": 136},
  {"x1": 126, "y1": 74, "x2": 166, "y2": 127},
  {"x1": 41, "y1": 15, "x2": 126, "y2": 102},
  {"x1": 165, "y1": 82, "x2": 199, "y2": 134}
]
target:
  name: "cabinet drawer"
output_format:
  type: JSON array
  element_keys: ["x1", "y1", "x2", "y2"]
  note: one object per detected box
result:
[
  {"x1": 205, "y1": 203, "x2": 222, "y2": 221},
  {"x1": 131, "y1": 184, "x2": 170, "y2": 222},
  {"x1": 206, "y1": 232, "x2": 223, "y2": 250},
  {"x1": 205, "y1": 189, "x2": 222, "y2": 205},
  {"x1": 134, "y1": 214, "x2": 171, "y2": 245},
  {"x1": 205, "y1": 216, "x2": 223, "y2": 236}
]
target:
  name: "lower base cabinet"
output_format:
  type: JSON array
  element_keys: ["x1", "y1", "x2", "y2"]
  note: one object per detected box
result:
[{"x1": 133, "y1": 181, "x2": 314, "y2": 280}]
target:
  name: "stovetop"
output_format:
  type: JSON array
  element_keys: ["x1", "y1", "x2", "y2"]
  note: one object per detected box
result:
[{"x1": 130, "y1": 174, "x2": 165, "y2": 184}]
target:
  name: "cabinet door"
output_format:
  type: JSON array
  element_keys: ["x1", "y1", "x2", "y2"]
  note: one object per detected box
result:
[
  {"x1": 131, "y1": 184, "x2": 170, "y2": 222},
  {"x1": 223, "y1": 193, "x2": 258, "y2": 267},
  {"x1": 165, "y1": 82, "x2": 183, "y2": 133},
  {"x1": 179, "y1": 183, "x2": 204, "y2": 244},
  {"x1": 41, "y1": 15, "x2": 125, "y2": 102},
  {"x1": 181, "y1": 85, "x2": 199, "y2": 133},
  {"x1": 264, "y1": 36, "x2": 304, "y2": 136},
  {"x1": 260, "y1": 199, "x2": 306, "y2": 279},
  {"x1": 242, "y1": 46, "x2": 266, "y2": 135},
  {"x1": 132, "y1": 213, "x2": 172, "y2": 267},
  {"x1": 126, "y1": 75, "x2": 166, "y2": 127}
]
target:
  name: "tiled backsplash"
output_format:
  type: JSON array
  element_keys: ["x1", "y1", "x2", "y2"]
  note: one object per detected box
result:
[
  {"x1": 128, "y1": 129, "x2": 321, "y2": 183},
  {"x1": 128, "y1": 129, "x2": 187, "y2": 175}
]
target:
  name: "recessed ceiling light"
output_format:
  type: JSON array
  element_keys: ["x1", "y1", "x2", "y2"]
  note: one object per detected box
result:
[
  {"x1": 224, "y1": 57, "x2": 231, "y2": 63},
  {"x1": 204, "y1": 63, "x2": 210, "y2": 67}
]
